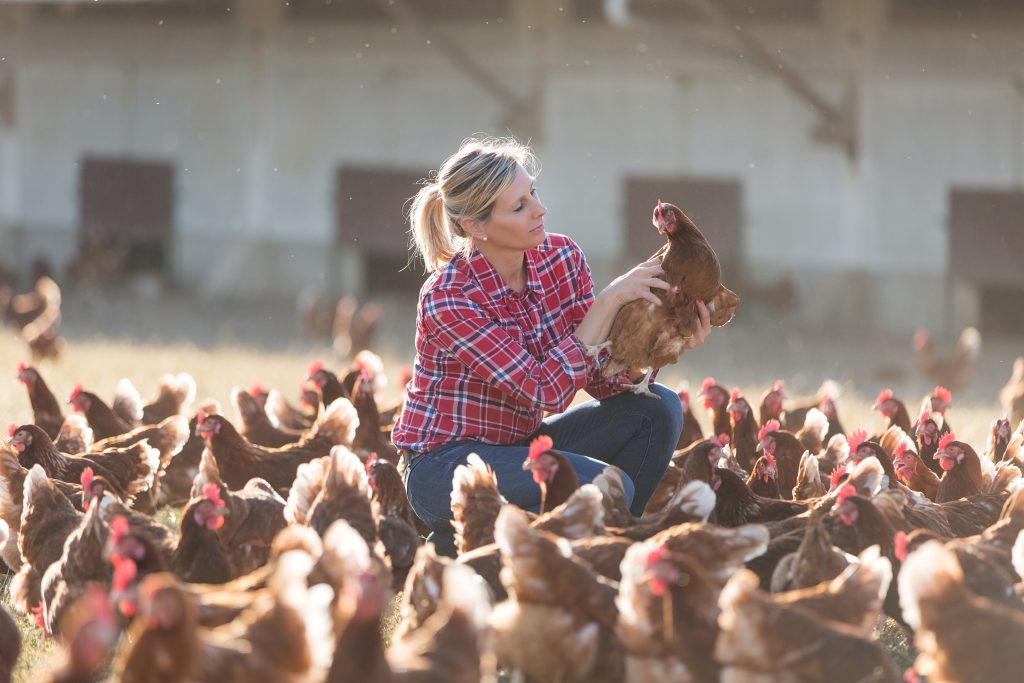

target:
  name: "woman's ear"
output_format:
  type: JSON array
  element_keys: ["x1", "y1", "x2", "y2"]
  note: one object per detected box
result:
[{"x1": 460, "y1": 216, "x2": 487, "y2": 242}]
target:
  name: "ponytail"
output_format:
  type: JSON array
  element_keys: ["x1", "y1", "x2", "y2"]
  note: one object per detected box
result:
[{"x1": 408, "y1": 183, "x2": 466, "y2": 274}]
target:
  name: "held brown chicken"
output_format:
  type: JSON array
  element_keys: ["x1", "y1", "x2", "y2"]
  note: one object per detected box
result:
[{"x1": 601, "y1": 201, "x2": 740, "y2": 396}]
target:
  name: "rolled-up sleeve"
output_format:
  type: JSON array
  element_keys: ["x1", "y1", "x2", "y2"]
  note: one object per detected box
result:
[{"x1": 422, "y1": 291, "x2": 591, "y2": 413}]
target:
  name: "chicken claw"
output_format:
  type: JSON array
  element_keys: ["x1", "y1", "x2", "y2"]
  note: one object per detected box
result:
[
  {"x1": 582, "y1": 341, "x2": 612, "y2": 365},
  {"x1": 625, "y1": 368, "x2": 659, "y2": 398}
]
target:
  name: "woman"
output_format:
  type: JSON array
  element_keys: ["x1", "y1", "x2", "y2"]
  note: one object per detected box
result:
[{"x1": 392, "y1": 137, "x2": 712, "y2": 556}]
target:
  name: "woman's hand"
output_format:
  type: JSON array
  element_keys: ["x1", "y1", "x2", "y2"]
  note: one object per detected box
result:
[
  {"x1": 598, "y1": 256, "x2": 672, "y2": 308},
  {"x1": 685, "y1": 298, "x2": 712, "y2": 350}
]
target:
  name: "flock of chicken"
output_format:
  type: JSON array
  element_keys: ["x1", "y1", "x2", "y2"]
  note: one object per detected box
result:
[{"x1": 2, "y1": 350, "x2": 1024, "y2": 682}]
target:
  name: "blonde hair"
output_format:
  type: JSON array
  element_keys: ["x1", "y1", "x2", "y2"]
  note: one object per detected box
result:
[{"x1": 408, "y1": 136, "x2": 537, "y2": 273}]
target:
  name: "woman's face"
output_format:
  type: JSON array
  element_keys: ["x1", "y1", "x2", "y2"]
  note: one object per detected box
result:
[{"x1": 472, "y1": 164, "x2": 547, "y2": 251}]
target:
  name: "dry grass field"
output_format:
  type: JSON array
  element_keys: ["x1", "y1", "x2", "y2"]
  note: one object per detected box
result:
[{"x1": 1, "y1": 290, "x2": 1019, "y2": 679}]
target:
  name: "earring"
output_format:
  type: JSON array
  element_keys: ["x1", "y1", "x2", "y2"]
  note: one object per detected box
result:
[{"x1": 480, "y1": 234, "x2": 488, "y2": 242}]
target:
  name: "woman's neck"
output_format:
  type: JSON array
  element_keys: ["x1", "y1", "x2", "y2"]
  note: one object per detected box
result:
[{"x1": 477, "y1": 243, "x2": 527, "y2": 293}]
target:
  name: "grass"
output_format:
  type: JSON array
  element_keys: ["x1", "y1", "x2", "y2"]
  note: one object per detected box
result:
[{"x1": 1, "y1": 317, "x2": 1013, "y2": 679}]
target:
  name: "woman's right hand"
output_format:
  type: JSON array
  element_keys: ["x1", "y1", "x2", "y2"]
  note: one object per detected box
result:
[{"x1": 598, "y1": 256, "x2": 671, "y2": 308}]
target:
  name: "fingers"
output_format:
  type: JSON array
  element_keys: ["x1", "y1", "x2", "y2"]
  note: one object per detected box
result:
[{"x1": 697, "y1": 298, "x2": 711, "y2": 330}]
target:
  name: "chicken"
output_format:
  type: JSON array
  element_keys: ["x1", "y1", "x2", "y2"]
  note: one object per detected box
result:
[
  {"x1": 758, "y1": 379, "x2": 786, "y2": 427},
  {"x1": 140, "y1": 372, "x2": 197, "y2": 425},
  {"x1": 10, "y1": 466, "x2": 83, "y2": 617},
  {"x1": 196, "y1": 397, "x2": 358, "y2": 493},
  {"x1": 792, "y1": 449, "x2": 826, "y2": 500},
  {"x1": 115, "y1": 549, "x2": 334, "y2": 683},
  {"x1": 0, "y1": 520, "x2": 20, "y2": 683},
  {"x1": 934, "y1": 433, "x2": 986, "y2": 503},
  {"x1": 264, "y1": 386, "x2": 316, "y2": 432},
  {"x1": 872, "y1": 388, "x2": 913, "y2": 436},
  {"x1": 4, "y1": 276, "x2": 64, "y2": 362},
  {"x1": 451, "y1": 453, "x2": 505, "y2": 554},
  {"x1": 914, "y1": 409, "x2": 948, "y2": 477},
  {"x1": 795, "y1": 407, "x2": 830, "y2": 456},
  {"x1": 755, "y1": 419, "x2": 803, "y2": 499},
  {"x1": 646, "y1": 437, "x2": 723, "y2": 516},
  {"x1": 522, "y1": 435, "x2": 581, "y2": 514},
  {"x1": 846, "y1": 428, "x2": 901, "y2": 492},
  {"x1": 37, "y1": 584, "x2": 119, "y2": 683},
  {"x1": 67, "y1": 381, "x2": 141, "y2": 440},
  {"x1": 674, "y1": 382, "x2": 704, "y2": 450},
  {"x1": 489, "y1": 505, "x2": 624, "y2": 683},
  {"x1": 170, "y1": 483, "x2": 236, "y2": 584},
  {"x1": 770, "y1": 504, "x2": 851, "y2": 593},
  {"x1": 900, "y1": 539, "x2": 1024, "y2": 683},
  {"x1": 8, "y1": 424, "x2": 158, "y2": 502},
  {"x1": 331, "y1": 294, "x2": 381, "y2": 360},
  {"x1": 394, "y1": 544, "x2": 454, "y2": 641},
  {"x1": 16, "y1": 363, "x2": 64, "y2": 439},
  {"x1": 913, "y1": 326, "x2": 981, "y2": 392},
  {"x1": 715, "y1": 567, "x2": 902, "y2": 682},
  {"x1": 385, "y1": 563, "x2": 494, "y2": 683},
  {"x1": 697, "y1": 377, "x2": 732, "y2": 440},
  {"x1": 191, "y1": 449, "x2": 287, "y2": 577},
  {"x1": 893, "y1": 439, "x2": 940, "y2": 501},
  {"x1": 747, "y1": 453, "x2": 782, "y2": 499},
  {"x1": 616, "y1": 540, "x2": 720, "y2": 683},
  {"x1": 712, "y1": 467, "x2": 807, "y2": 527},
  {"x1": 601, "y1": 201, "x2": 740, "y2": 396},
  {"x1": 772, "y1": 544, "x2": 892, "y2": 635},
  {"x1": 366, "y1": 454, "x2": 421, "y2": 590},
  {"x1": 157, "y1": 403, "x2": 216, "y2": 507},
  {"x1": 727, "y1": 388, "x2": 759, "y2": 472},
  {"x1": 39, "y1": 490, "x2": 113, "y2": 636},
  {"x1": 54, "y1": 414, "x2": 93, "y2": 455},
  {"x1": 1001, "y1": 356, "x2": 1024, "y2": 428},
  {"x1": 348, "y1": 365, "x2": 399, "y2": 463},
  {"x1": 286, "y1": 445, "x2": 377, "y2": 546},
  {"x1": 306, "y1": 360, "x2": 351, "y2": 408},
  {"x1": 232, "y1": 386, "x2": 300, "y2": 448},
  {"x1": 987, "y1": 415, "x2": 1013, "y2": 463}
]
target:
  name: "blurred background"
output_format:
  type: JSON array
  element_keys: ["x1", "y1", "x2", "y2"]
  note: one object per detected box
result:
[{"x1": 0, "y1": 0, "x2": 1022, "y2": 400}]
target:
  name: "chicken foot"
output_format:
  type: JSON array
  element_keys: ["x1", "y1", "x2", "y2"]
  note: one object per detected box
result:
[{"x1": 625, "y1": 368, "x2": 659, "y2": 398}]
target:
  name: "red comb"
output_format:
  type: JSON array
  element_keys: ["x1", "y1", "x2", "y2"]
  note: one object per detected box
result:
[
  {"x1": 31, "y1": 604, "x2": 44, "y2": 630},
  {"x1": 196, "y1": 409, "x2": 207, "y2": 426},
  {"x1": 932, "y1": 386, "x2": 952, "y2": 405},
  {"x1": 904, "y1": 667, "x2": 921, "y2": 683},
  {"x1": 110, "y1": 515, "x2": 129, "y2": 544},
  {"x1": 528, "y1": 435, "x2": 554, "y2": 462},
  {"x1": 7, "y1": 424, "x2": 15, "y2": 438},
  {"x1": 717, "y1": 433, "x2": 730, "y2": 446},
  {"x1": 830, "y1": 465, "x2": 847, "y2": 489},
  {"x1": 644, "y1": 543, "x2": 668, "y2": 569},
  {"x1": 112, "y1": 556, "x2": 138, "y2": 593},
  {"x1": 701, "y1": 377, "x2": 715, "y2": 392},
  {"x1": 365, "y1": 452, "x2": 380, "y2": 474},
  {"x1": 758, "y1": 419, "x2": 781, "y2": 442},
  {"x1": 656, "y1": 198, "x2": 663, "y2": 216},
  {"x1": 917, "y1": 409, "x2": 932, "y2": 427},
  {"x1": 16, "y1": 362, "x2": 25, "y2": 373},
  {"x1": 772, "y1": 379, "x2": 785, "y2": 393},
  {"x1": 937, "y1": 432, "x2": 956, "y2": 452},
  {"x1": 202, "y1": 482, "x2": 223, "y2": 505},
  {"x1": 70, "y1": 384, "x2": 83, "y2": 400},
  {"x1": 836, "y1": 483, "x2": 856, "y2": 507},
  {"x1": 874, "y1": 388, "x2": 893, "y2": 407},
  {"x1": 249, "y1": 384, "x2": 264, "y2": 398},
  {"x1": 80, "y1": 467, "x2": 94, "y2": 491},
  {"x1": 307, "y1": 360, "x2": 324, "y2": 377},
  {"x1": 894, "y1": 530, "x2": 909, "y2": 562},
  {"x1": 729, "y1": 388, "x2": 742, "y2": 404},
  {"x1": 893, "y1": 441, "x2": 908, "y2": 459},
  {"x1": 848, "y1": 428, "x2": 867, "y2": 453}
]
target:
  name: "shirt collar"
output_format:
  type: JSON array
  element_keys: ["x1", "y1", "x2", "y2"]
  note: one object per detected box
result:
[{"x1": 467, "y1": 247, "x2": 544, "y2": 299}]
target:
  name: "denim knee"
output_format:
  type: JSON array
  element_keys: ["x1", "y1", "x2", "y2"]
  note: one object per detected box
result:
[{"x1": 649, "y1": 382, "x2": 684, "y2": 444}]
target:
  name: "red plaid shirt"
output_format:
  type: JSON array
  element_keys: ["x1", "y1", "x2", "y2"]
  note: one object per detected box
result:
[{"x1": 392, "y1": 233, "x2": 640, "y2": 453}]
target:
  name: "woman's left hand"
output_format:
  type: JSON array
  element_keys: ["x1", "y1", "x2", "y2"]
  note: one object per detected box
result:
[{"x1": 685, "y1": 299, "x2": 712, "y2": 349}]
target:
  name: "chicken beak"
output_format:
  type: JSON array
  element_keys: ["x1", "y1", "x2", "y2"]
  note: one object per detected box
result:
[{"x1": 755, "y1": 442, "x2": 763, "y2": 453}]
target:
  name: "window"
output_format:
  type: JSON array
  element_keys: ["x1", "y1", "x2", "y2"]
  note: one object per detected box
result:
[
  {"x1": 80, "y1": 157, "x2": 174, "y2": 276},
  {"x1": 573, "y1": 0, "x2": 820, "y2": 24},
  {"x1": 288, "y1": 0, "x2": 510, "y2": 22},
  {"x1": 623, "y1": 176, "x2": 742, "y2": 274},
  {"x1": 335, "y1": 165, "x2": 429, "y2": 293},
  {"x1": 891, "y1": 0, "x2": 1024, "y2": 24}
]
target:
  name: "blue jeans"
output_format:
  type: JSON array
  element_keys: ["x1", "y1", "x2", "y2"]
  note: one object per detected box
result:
[{"x1": 404, "y1": 382, "x2": 683, "y2": 557}]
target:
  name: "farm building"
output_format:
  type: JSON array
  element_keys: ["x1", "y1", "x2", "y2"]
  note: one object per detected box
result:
[{"x1": 0, "y1": 0, "x2": 1022, "y2": 335}]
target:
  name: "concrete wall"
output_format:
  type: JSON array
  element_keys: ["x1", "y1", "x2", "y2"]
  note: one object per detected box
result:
[{"x1": 0, "y1": 0, "x2": 1022, "y2": 331}]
